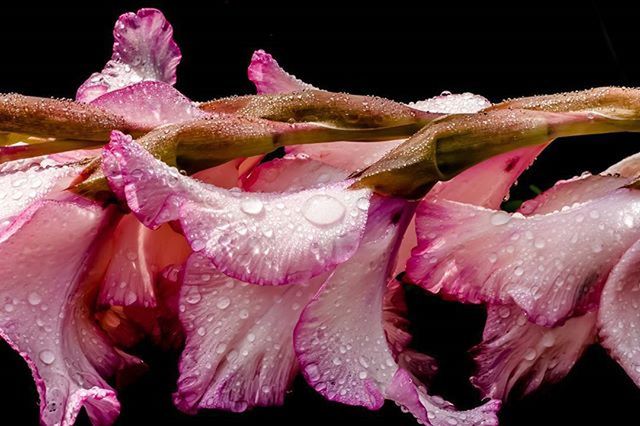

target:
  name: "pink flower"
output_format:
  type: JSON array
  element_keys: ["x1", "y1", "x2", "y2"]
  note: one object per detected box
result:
[{"x1": 407, "y1": 149, "x2": 640, "y2": 403}]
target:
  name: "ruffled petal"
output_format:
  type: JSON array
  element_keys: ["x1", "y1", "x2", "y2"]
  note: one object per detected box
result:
[
  {"x1": 408, "y1": 186, "x2": 640, "y2": 326},
  {"x1": 286, "y1": 141, "x2": 403, "y2": 173},
  {"x1": 472, "y1": 304, "x2": 596, "y2": 399},
  {"x1": 294, "y1": 197, "x2": 498, "y2": 424},
  {"x1": 0, "y1": 200, "x2": 133, "y2": 425},
  {"x1": 77, "y1": 8, "x2": 181, "y2": 103},
  {"x1": 598, "y1": 238, "x2": 640, "y2": 386},
  {"x1": 90, "y1": 81, "x2": 207, "y2": 128},
  {"x1": 174, "y1": 253, "x2": 323, "y2": 412},
  {"x1": 386, "y1": 368, "x2": 500, "y2": 426},
  {"x1": 294, "y1": 197, "x2": 411, "y2": 409},
  {"x1": 248, "y1": 50, "x2": 316, "y2": 95},
  {"x1": 99, "y1": 215, "x2": 190, "y2": 308},
  {"x1": 103, "y1": 132, "x2": 372, "y2": 285}
]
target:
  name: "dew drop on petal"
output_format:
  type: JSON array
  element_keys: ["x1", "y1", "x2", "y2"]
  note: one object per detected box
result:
[
  {"x1": 27, "y1": 292, "x2": 42, "y2": 306},
  {"x1": 240, "y1": 199, "x2": 264, "y2": 215},
  {"x1": 302, "y1": 195, "x2": 346, "y2": 226},
  {"x1": 524, "y1": 348, "x2": 537, "y2": 361},
  {"x1": 216, "y1": 296, "x2": 231, "y2": 310},
  {"x1": 39, "y1": 350, "x2": 56, "y2": 365},
  {"x1": 514, "y1": 266, "x2": 524, "y2": 277},
  {"x1": 490, "y1": 212, "x2": 511, "y2": 226},
  {"x1": 305, "y1": 363, "x2": 321, "y2": 382},
  {"x1": 356, "y1": 197, "x2": 370, "y2": 211}
]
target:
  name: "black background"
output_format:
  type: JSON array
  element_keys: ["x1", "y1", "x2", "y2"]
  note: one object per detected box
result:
[{"x1": 1, "y1": 1, "x2": 640, "y2": 425}]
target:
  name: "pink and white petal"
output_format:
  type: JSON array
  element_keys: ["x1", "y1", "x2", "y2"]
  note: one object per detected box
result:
[
  {"x1": 472, "y1": 304, "x2": 596, "y2": 400},
  {"x1": 519, "y1": 174, "x2": 633, "y2": 215},
  {"x1": 242, "y1": 154, "x2": 349, "y2": 192},
  {"x1": 90, "y1": 81, "x2": 207, "y2": 128},
  {"x1": 409, "y1": 92, "x2": 491, "y2": 114},
  {"x1": 248, "y1": 50, "x2": 316, "y2": 95},
  {"x1": 604, "y1": 152, "x2": 640, "y2": 178},
  {"x1": 286, "y1": 140, "x2": 403, "y2": 173},
  {"x1": 408, "y1": 188, "x2": 640, "y2": 326},
  {"x1": 386, "y1": 368, "x2": 500, "y2": 426},
  {"x1": 598, "y1": 238, "x2": 640, "y2": 386},
  {"x1": 103, "y1": 133, "x2": 372, "y2": 285},
  {"x1": 174, "y1": 253, "x2": 323, "y2": 412},
  {"x1": 0, "y1": 200, "x2": 133, "y2": 425},
  {"x1": 0, "y1": 157, "x2": 85, "y2": 232},
  {"x1": 430, "y1": 145, "x2": 547, "y2": 209},
  {"x1": 294, "y1": 197, "x2": 411, "y2": 408},
  {"x1": 99, "y1": 215, "x2": 190, "y2": 308},
  {"x1": 77, "y1": 8, "x2": 181, "y2": 102},
  {"x1": 383, "y1": 279, "x2": 412, "y2": 356},
  {"x1": 295, "y1": 197, "x2": 497, "y2": 424}
]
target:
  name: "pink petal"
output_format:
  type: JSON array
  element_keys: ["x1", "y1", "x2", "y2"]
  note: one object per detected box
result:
[
  {"x1": 0, "y1": 200, "x2": 134, "y2": 425},
  {"x1": 0, "y1": 155, "x2": 85, "y2": 232},
  {"x1": 76, "y1": 8, "x2": 181, "y2": 103},
  {"x1": 472, "y1": 304, "x2": 596, "y2": 399},
  {"x1": 603, "y1": 152, "x2": 640, "y2": 178},
  {"x1": 241, "y1": 154, "x2": 349, "y2": 192},
  {"x1": 99, "y1": 215, "x2": 190, "y2": 308},
  {"x1": 294, "y1": 197, "x2": 413, "y2": 409},
  {"x1": 89, "y1": 81, "x2": 207, "y2": 128},
  {"x1": 386, "y1": 368, "x2": 500, "y2": 426},
  {"x1": 174, "y1": 253, "x2": 324, "y2": 412},
  {"x1": 598, "y1": 238, "x2": 640, "y2": 386},
  {"x1": 247, "y1": 50, "x2": 316, "y2": 95},
  {"x1": 431, "y1": 145, "x2": 547, "y2": 209},
  {"x1": 294, "y1": 197, "x2": 498, "y2": 424},
  {"x1": 408, "y1": 186, "x2": 640, "y2": 326},
  {"x1": 103, "y1": 132, "x2": 372, "y2": 285},
  {"x1": 286, "y1": 140, "x2": 403, "y2": 173}
]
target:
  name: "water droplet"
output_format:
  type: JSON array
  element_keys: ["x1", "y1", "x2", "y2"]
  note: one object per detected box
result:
[
  {"x1": 185, "y1": 288, "x2": 202, "y2": 304},
  {"x1": 332, "y1": 357, "x2": 342, "y2": 365},
  {"x1": 358, "y1": 356, "x2": 370, "y2": 368},
  {"x1": 624, "y1": 214, "x2": 634, "y2": 228},
  {"x1": 4, "y1": 303, "x2": 14, "y2": 313},
  {"x1": 541, "y1": 333, "x2": 555, "y2": 348},
  {"x1": 498, "y1": 306, "x2": 511, "y2": 318},
  {"x1": 490, "y1": 212, "x2": 511, "y2": 226},
  {"x1": 191, "y1": 239, "x2": 206, "y2": 251},
  {"x1": 534, "y1": 239, "x2": 545, "y2": 249},
  {"x1": 197, "y1": 327, "x2": 206, "y2": 336},
  {"x1": 589, "y1": 210, "x2": 600, "y2": 219},
  {"x1": 524, "y1": 348, "x2": 537, "y2": 361},
  {"x1": 215, "y1": 343, "x2": 227, "y2": 354},
  {"x1": 125, "y1": 291, "x2": 138, "y2": 305},
  {"x1": 239, "y1": 309, "x2": 249, "y2": 319},
  {"x1": 356, "y1": 197, "x2": 370, "y2": 211},
  {"x1": 446, "y1": 418, "x2": 458, "y2": 425},
  {"x1": 240, "y1": 199, "x2": 264, "y2": 215},
  {"x1": 358, "y1": 371, "x2": 368, "y2": 379},
  {"x1": 27, "y1": 292, "x2": 42, "y2": 306},
  {"x1": 39, "y1": 350, "x2": 56, "y2": 365},
  {"x1": 488, "y1": 253, "x2": 498, "y2": 263},
  {"x1": 302, "y1": 195, "x2": 346, "y2": 226},
  {"x1": 305, "y1": 363, "x2": 321, "y2": 382},
  {"x1": 247, "y1": 333, "x2": 256, "y2": 342},
  {"x1": 514, "y1": 266, "x2": 524, "y2": 277},
  {"x1": 216, "y1": 296, "x2": 231, "y2": 310}
]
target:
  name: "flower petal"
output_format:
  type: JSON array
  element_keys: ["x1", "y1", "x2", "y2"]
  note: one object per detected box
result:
[
  {"x1": 598, "y1": 238, "x2": 640, "y2": 386},
  {"x1": 472, "y1": 304, "x2": 595, "y2": 399},
  {"x1": 103, "y1": 132, "x2": 372, "y2": 285},
  {"x1": 0, "y1": 200, "x2": 133, "y2": 425},
  {"x1": 248, "y1": 50, "x2": 316, "y2": 95},
  {"x1": 294, "y1": 197, "x2": 498, "y2": 424},
  {"x1": 174, "y1": 253, "x2": 323, "y2": 412},
  {"x1": 408, "y1": 186, "x2": 640, "y2": 326},
  {"x1": 99, "y1": 215, "x2": 190, "y2": 308},
  {"x1": 0, "y1": 155, "x2": 85, "y2": 232},
  {"x1": 89, "y1": 81, "x2": 207, "y2": 128},
  {"x1": 386, "y1": 368, "x2": 500, "y2": 426},
  {"x1": 77, "y1": 8, "x2": 181, "y2": 103},
  {"x1": 294, "y1": 197, "x2": 412, "y2": 409}
]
